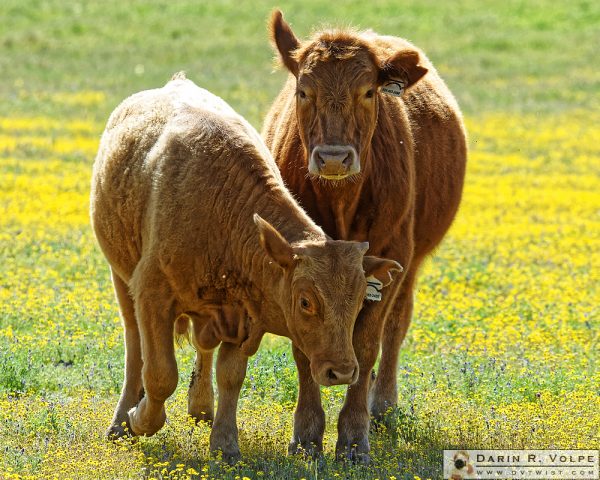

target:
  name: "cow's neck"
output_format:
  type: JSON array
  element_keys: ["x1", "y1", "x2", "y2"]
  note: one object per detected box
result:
[
  {"x1": 323, "y1": 184, "x2": 363, "y2": 241},
  {"x1": 310, "y1": 151, "x2": 372, "y2": 241},
  {"x1": 228, "y1": 184, "x2": 324, "y2": 338}
]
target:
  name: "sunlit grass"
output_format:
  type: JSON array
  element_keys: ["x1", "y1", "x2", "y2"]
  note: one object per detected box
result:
[
  {"x1": 1, "y1": 0, "x2": 599, "y2": 477},
  {"x1": 0, "y1": 102, "x2": 598, "y2": 478}
]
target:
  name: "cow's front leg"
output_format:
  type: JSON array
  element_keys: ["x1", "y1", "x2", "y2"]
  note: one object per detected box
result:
[
  {"x1": 336, "y1": 301, "x2": 390, "y2": 463},
  {"x1": 370, "y1": 269, "x2": 416, "y2": 420},
  {"x1": 128, "y1": 269, "x2": 178, "y2": 436},
  {"x1": 209, "y1": 342, "x2": 248, "y2": 463},
  {"x1": 288, "y1": 344, "x2": 325, "y2": 457},
  {"x1": 188, "y1": 350, "x2": 214, "y2": 424}
]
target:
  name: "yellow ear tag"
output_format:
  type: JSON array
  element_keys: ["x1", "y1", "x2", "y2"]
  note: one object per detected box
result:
[{"x1": 365, "y1": 276, "x2": 383, "y2": 301}]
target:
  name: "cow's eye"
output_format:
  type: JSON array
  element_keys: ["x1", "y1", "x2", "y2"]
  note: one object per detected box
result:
[
  {"x1": 365, "y1": 89, "x2": 374, "y2": 99},
  {"x1": 298, "y1": 90, "x2": 307, "y2": 99},
  {"x1": 299, "y1": 297, "x2": 311, "y2": 311}
]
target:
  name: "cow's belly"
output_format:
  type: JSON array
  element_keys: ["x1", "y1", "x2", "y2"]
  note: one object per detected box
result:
[{"x1": 411, "y1": 117, "x2": 467, "y2": 259}]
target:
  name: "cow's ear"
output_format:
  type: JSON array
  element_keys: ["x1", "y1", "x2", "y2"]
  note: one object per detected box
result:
[
  {"x1": 363, "y1": 256, "x2": 403, "y2": 287},
  {"x1": 254, "y1": 213, "x2": 295, "y2": 269},
  {"x1": 378, "y1": 49, "x2": 428, "y2": 92},
  {"x1": 269, "y1": 9, "x2": 300, "y2": 77}
]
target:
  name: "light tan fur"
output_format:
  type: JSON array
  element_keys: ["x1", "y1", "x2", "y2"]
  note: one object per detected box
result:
[
  {"x1": 263, "y1": 11, "x2": 467, "y2": 462},
  {"x1": 90, "y1": 73, "x2": 401, "y2": 461}
]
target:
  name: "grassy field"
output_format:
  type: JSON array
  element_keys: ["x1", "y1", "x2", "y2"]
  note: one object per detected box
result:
[{"x1": 1, "y1": 0, "x2": 599, "y2": 479}]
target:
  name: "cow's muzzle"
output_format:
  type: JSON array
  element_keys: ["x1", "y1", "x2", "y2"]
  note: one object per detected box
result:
[
  {"x1": 315, "y1": 360, "x2": 359, "y2": 386},
  {"x1": 308, "y1": 145, "x2": 359, "y2": 180}
]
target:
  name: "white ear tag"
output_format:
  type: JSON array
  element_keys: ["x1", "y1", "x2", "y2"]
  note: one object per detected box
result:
[
  {"x1": 381, "y1": 79, "x2": 406, "y2": 97},
  {"x1": 365, "y1": 276, "x2": 383, "y2": 302}
]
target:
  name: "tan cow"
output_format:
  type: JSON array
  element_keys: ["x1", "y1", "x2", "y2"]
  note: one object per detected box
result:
[
  {"x1": 263, "y1": 11, "x2": 467, "y2": 461},
  {"x1": 90, "y1": 73, "x2": 401, "y2": 461}
]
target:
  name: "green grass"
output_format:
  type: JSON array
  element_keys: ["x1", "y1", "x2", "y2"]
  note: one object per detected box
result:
[
  {"x1": 1, "y1": 0, "x2": 599, "y2": 125},
  {"x1": 0, "y1": 1, "x2": 599, "y2": 479}
]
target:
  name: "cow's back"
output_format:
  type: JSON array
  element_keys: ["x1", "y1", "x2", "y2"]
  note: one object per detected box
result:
[{"x1": 91, "y1": 78, "x2": 274, "y2": 282}]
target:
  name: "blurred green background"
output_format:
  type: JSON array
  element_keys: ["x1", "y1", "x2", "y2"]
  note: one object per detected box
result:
[
  {"x1": 2, "y1": 0, "x2": 598, "y2": 125},
  {"x1": 1, "y1": 1, "x2": 598, "y2": 479}
]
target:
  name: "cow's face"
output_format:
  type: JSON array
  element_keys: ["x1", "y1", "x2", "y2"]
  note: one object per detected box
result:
[
  {"x1": 254, "y1": 214, "x2": 401, "y2": 386},
  {"x1": 269, "y1": 10, "x2": 427, "y2": 182},
  {"x1": 294, "y1": 49, "x2": 377, "y2": 181}
]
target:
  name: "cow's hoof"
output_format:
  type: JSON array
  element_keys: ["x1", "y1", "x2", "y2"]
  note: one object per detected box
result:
[
  {"x1": 370, "y1": 407, "x2": 398, "y2": 432},
  {"x1": 209, "y1": 429, "x2": 241, "y2": 464},
  {"x1": 221, "y1": 449, "x2": 241, "y2": 465},
  {"x1": 106, "y1": 420, "x2": 134, "y2": 440},
  {"x1": 211, "y1": 446, "x2": 241, "y2": 465},
  {"x1": 127, "y1": 403, "x2": 165, "y2": 436},
  {"x1": 188, "y1": 409, "x2": 214, "y2": 426},
  {"x1": 370, "y1": 396, "x2": 398, "y2": 425},
  {"x1": 335, "y1": 438, "x2": 370, "y2": 464},
  {"x1": 288, "y1": 438, "x2": 323, "y2": 459}
]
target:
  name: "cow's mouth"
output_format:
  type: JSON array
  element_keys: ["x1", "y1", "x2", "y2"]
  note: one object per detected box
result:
[{"x1": 320, "y1": 173, "x2": 352, "y2": 181}]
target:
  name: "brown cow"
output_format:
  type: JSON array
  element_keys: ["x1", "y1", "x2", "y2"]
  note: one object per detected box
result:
[
  {"x1": 263, "y1": 11, "x2": 467, "y2": 461},
  {"x1": 90, "y1": 73, "x2": 401, "y2": 461}
]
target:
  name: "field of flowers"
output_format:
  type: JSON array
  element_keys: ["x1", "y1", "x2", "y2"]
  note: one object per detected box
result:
[
  {"x1": 1, "y1": 1, "x2": 599, "y2": 479},
  {"x1": 1, "y1": 101, "x2": 598, "y2": 478}
]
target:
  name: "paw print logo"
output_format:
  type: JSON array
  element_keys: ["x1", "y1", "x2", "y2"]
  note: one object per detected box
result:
[{"x1": 451, "y1": 451, "x2": 476, "y2": 480}]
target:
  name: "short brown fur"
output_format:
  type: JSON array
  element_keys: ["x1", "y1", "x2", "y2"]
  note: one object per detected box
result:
[
  {"x1": 90, "y1": 74, "x2": 400, "y2": 461},
  {"x1": 263, "y1": 11, "x2": 467, "y2": 461}
]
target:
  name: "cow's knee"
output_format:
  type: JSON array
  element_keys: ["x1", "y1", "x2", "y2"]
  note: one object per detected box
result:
[{"x1": 143, "y1": 357, "x2": 178, "y2": 402}]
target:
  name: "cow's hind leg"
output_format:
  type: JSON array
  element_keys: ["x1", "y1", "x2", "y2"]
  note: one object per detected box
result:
[
  {"x1": 209, "y1": 342, "x2": 248, "y2": 463},
  {"x1": 107, "y1": 269, "x2": 144, "y2": 438},
  {"x1": 288, "y1": 344, "x2": 325, "y2": 457},
  {"x1": 188, "y1": 349, "x2": 214, "y2": 424},
  {"x1": 128, "y1": 266, "x2": 178, "y2": 436},
  {"x1": 370, "y1": 269, "x2": 417, "y2": 421}
]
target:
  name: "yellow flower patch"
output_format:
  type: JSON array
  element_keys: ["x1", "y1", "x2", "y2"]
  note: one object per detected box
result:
[{"x1": 0, "y1": 110, "x2": 598, "y2": 478}]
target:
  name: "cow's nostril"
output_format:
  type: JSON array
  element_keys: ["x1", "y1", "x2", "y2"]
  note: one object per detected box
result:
[
  {"x1": 327, "y1": 368, "x2": 338, "y2": 381},
  {"x1": 342, "y1": 154, "x2": 351, "y2": 168}
]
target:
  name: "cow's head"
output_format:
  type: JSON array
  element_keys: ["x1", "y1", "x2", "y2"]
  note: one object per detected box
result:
[
  {"x1": 254, "y1": 214, "x2": 401, "y2": 386},
  {"x1": 269, "y1": 10, "x2": 428, "y2": 181}
]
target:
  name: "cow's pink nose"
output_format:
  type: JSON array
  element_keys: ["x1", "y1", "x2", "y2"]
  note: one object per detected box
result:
[
  {"x1": 317, "y1": 361, "x2": 358, "y2": 386},
  {"x1": 316, "y1": 150, "x2": 352, "y2": 170},
  {"x1": 326, "y1": 367, "x2": 357, "y2": 385},
  {"x1": 309, "y1": 145, "x2": 359, "y2": 178}
]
